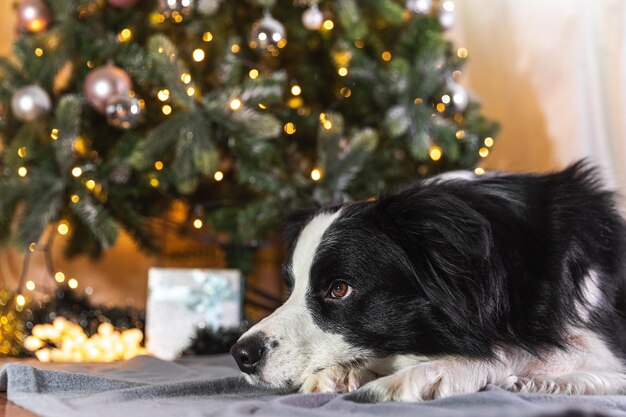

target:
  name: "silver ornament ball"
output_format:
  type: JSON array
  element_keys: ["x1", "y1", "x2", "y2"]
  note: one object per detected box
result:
[
  {"x1": 249, "y1": 12, "x2": 287, "y2": 55},
  {"x1": 11, "y1": 85, "x2": 52, "y2": 122},
  {"x1": 406, "y1": 0, "x2": 432, "y2": 15},
  {"x1": 302, "y1": 4, "x2": 324, "y2": 30},
  {"x1": 159, "y1": 0, "x2": 194, "y2": 16},
  {"x1": 105, "y1": 95, "x2": 143, "y2": 129},
  {"x1": 84, "y1": 64, "x2": 132, "y2": 113}
]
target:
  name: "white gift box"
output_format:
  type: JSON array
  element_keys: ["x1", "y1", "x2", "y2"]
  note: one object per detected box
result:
[{"x1": 146, "y1": 268, "x2": 243, "y2": 360}]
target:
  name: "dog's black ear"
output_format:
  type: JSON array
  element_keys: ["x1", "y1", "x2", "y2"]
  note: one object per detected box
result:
[{"x1": 376, "y1": 189, "x2": 493, "y2": 314}]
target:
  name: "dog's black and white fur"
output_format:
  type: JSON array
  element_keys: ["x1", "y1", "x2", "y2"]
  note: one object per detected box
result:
[{"x1": 231, "y1": 161, "x2": 626, "y2": 402}]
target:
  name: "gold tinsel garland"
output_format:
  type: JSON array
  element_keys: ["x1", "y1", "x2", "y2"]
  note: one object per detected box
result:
[{"x1": 0, "y1": 290, "x2": 25, "y2": 357}]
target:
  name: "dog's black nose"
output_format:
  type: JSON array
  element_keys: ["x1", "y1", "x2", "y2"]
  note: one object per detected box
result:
[{"x1": 230, "y1": 335, "x2": 266, "y2": 375}]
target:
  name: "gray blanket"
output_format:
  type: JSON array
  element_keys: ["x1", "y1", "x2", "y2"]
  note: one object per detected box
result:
[{"x1": 2, "y1": 355, "x2": 625, "y2": 417}]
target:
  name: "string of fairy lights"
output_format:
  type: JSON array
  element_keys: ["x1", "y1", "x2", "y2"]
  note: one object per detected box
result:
[{"x1": 7, "y1": 0, "x2": 494, "y2": 323}]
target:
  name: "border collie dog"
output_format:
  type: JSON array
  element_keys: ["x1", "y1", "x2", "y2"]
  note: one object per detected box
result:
[{"x1": 231, "y1": 161, "x2": 626, "y2": 402}]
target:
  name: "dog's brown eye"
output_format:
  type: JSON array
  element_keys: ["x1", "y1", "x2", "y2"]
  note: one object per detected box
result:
[{"x1": 328, "y1": 281, "x2": 353, "y2": 300}]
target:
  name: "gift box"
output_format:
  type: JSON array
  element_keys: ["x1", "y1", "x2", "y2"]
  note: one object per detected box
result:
[{"x1": 146, "y1": 268, "x2": 243, "y2": 360}]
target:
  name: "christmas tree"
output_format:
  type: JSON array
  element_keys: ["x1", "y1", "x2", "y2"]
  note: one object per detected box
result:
[{"x1": 0, "y1": 0, "x2": 499, "y2": 261}]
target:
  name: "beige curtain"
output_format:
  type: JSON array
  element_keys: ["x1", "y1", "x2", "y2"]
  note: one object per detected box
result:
[{"x1": 451, "y1": 0, "x2": 626, "y2": 203}]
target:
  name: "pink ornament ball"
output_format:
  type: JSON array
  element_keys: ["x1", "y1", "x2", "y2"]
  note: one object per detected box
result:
[
  {"x1": 17, "y1": 0, "x2": 50, "y2": 33},
  {"x1": 84, "y1": 65, "x2": 132, "y2": 113}
]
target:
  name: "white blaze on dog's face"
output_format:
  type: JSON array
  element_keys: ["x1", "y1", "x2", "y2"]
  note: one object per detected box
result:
[{"x1": 231, "y1": 209, "x2": 371, "y2": 388}]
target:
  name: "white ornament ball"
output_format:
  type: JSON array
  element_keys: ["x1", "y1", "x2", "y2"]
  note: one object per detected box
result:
[
  {"x1": 302, "y1": 4, "x2": 324, "y2": 30},
  {"x1": 249, "y1": 12, "x2": 287, "y2": 55},
  {"x1": 449, "y1": 82, "x2": 469, "y2": 112},
  {"x1": 11, "y1": 85, "x2": 52, "y2": 121},
  {"x1": 105, "y1": 95, "x2": 143, "y2": 129},
  {"x1": 438, "y1": 0, "x2": 456, "y2": 29},
  {"x1": 406, "y1": 0, "x2": 432, "y2": 15}
]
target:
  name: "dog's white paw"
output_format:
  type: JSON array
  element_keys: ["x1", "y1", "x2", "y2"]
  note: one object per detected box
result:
[
  {"x1": 351, "y1": 360, "x2": 486, "y2": 402},
  {"x1": 300, "y1": 365, "x2": 377, "y2": 394}
]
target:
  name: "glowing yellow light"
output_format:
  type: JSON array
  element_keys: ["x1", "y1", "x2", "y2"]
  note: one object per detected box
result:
[
  {"x1": 381, "y1": 51, "x2": 392, "y2": 62},
  {"x1": 337, "y1": 67, "x2": 348, "y2": 77},
  {"x1": 414, "y1": 97, "x2": 423, "y2": 104},
  {"x1": 339, "y1": 87, "x2": 352, "y2": 97},
  {"x1": 258, "y1": 103, "x2": 267, "y2": 109},
  {"x1": 24, "y1": 336, "x2": 44, "y2": 351},
  {"x1": 68, "y1": 278, "x2": 78, "y2": 289},
  {"x1": 229, "y1": 98, "x2": 242, "y2": 110},
  {"x1": 442, "y1": 0, "x2": 455, "y2": 12},
  {"x1": 311, "y1": 169, "x2": 322, "y2": 181},
  {"x1": 73, "y1": 136, "x2": 88, "y2": 155},
  {"x1": 157, "y1": 89, "x2": 170, "y2": 101},
  {"x1": 118, "y1": 28, "x2": 132, "y2": 42},
  {"x1": 51, "y1": 128, "x2": 59, "y2": 140},
  {"x1": 154, "y1": 161, "x2": 164, "y2": 170},
  {"x1": 150, "y1": 178, "x2": 160, "y2": 187},
  {"x1": 429, "y1": 146, "x2": 443, "y2": 161},
  {"x1": 18, "y1": 166, "x2": 28, "y2": 177},
  {"x1": 192, "y1": 48, "x2": 205, "y2": 62},
  {"x1": 284, "y1": 122, "x2": 296, "y2": 135},
  {"x1": 479, "y1": 147, "x2": 490, "y2": 158},
  {"x1": 71, "y1": 167, "x2": 82, "y2": 177},
  {"x1": 173, "y1": 13, "x2": 183, "y2": 23},
  {"x1": 85, "y1": 180, "x2": 96, "y2": 190},
  {"x1": 474, "y1": 167, "x2": 486, "y2": 176},
  {"x1": 28, "y1": 243, "x2": 36, "y2": 252},
  {"x1": 453, "y1": 130, "x2": 465, "y2": 140},
  {"x1": 354, "y1": 39, "x2": 365, "y2": 48},
  {"x1": 34, "y1": 48, "x2": 44, "y2": 57},
  {"x1": 202, "y1": 32, "x2": 213, "y2": 42},
  {"x1": 230, "y1": 44, "x2": 240, "y2": 53},
  {"x1": 287, "y1": 97, "x2": 303, "y2": 108},
  {"x1": 457, "y1": 47, "x2": 468, "y2": 59},
  {"x1": 441, "y1": 94, "x2": 451, "y2": 104},
  {"x1": 162, "y1": 105, "x2": 172, "y2": 115},
  {"x1": 86, "y1": 61, "x2": 94, "y2": 69},
  {"x1": 249, "y1": 69, "x2": 259, "y2": 79},
  {"x1": 484, "y1": 137, "x2": 494, "y2": 147},
  {"x1": 436, "y1": 103, "x2": 446, "y2": 112},
  {"x1": 26, "y1": 281, "x2": 36, "y2": 291},
  {"x1": 323, "y1": 120, "x2": 332, "y2": 130},
  {"x1": 291, "y1": 85, "x2": 302, "y2": 96},
  {"x1": 150, "y1": 12, "x2": 166, "y2": 24},
  {"x1": 186, "y1": 86, "x2": 196, "y2": 96},
  {"x1": 18, "y1": 147, "x2": 27, "y2": 158},
  {"x1": 323, "y1": 20, "x2": 334, "y2": 30},
  {"x1": 70, "y1": 194, "x2": 80, "y2": 204},
  {"x1": 55, "y1": 272, "x2": 65, "y2": 283},
  {"x1": 57, "y1": 221, "x2": 70, "y2": 236},
  {"x1": 16, "y1": 295, "x2": 26, "y2": 307},
  {"x1": 193, "y1": 218, "x2": 203, "y2": 229},
  {"x1": 181, "y1": 73, "x2": 192, "y2": 84},
  {"x1": 213, "y1": 171, "x2": 224, "y2": 181}
]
